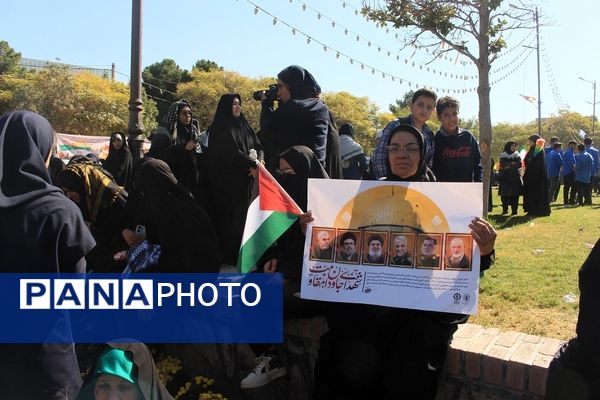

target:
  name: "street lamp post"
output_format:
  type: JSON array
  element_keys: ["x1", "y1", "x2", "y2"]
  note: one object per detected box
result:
[
  {"x1": 128, "y1": 0, "x2": 144, "y2": 160},
  {"x1": 579, "y1": 77, "x2": 597, "y2": 136},
  {"x1": 511, "y1": 4, "x2": 541, "y2": 137}
]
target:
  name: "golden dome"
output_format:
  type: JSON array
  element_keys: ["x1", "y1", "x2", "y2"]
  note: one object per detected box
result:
[{"x1": 333, "y1": 184, "x2": 450, "y2": 233}]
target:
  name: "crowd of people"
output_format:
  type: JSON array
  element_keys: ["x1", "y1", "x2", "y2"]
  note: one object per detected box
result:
[
  {"x1": 6, "y1": 62, "x2": 598, "y2": 399},
  {"x1": 497, "y1": 134, "x2": 599, "y2": 217}
]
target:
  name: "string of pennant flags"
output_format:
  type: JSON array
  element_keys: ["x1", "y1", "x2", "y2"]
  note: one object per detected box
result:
[
  {"x1": 336, "y1": 0, "x2": 474, "y2": 67},
  {"x1": 287, "y1": 0, "x2": 475, "y2": 80},
  {"x1": 490, "y1": 35, "x2": 537, "y2": 76},
  {"x1": 243, "y1": 0, "x2": 533, "y2": 93},
  {"x1": 246, "y1": 0, "x2": 477, "y2": 93},
  {"x1": 540, "y1": 35, "x2": 567, "y2": 111}
]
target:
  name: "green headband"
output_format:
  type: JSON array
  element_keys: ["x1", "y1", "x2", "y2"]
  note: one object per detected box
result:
[{"x1": 94, "y1": 348, "x2": 136, "y2": 384}]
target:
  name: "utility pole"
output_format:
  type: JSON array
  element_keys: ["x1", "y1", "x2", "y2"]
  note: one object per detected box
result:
[
  {"x1": 579, "y1": 77, "x2": 597, "y2": 136},
  {"x1": 534, "y1": 7, "x2": 541, "y2": 137},
  {"x1": 511, "y1": 5, "x2": 541, "y2": 136},
  {"x1": 128, "y1": 0, "x2": 144, "y2": 160}
]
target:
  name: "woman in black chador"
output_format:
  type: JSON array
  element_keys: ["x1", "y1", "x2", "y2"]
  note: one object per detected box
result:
[
  {"x1": 522, "y1": 134, "x2": 551, "y2": 216},
  {"x1": 0, "y1": 110, "x2": 96, "y2": 399},
  {"x1": 315, "y1": 125, "x2": 497, "y2": 400},
  {"x1": 103, "y1": 131, "x2": 133, "y2": 189},
  {"x1": 206, "y1": 93, "x2": 263, "y2": 266},
  {"x1": 134, "y1": 158, "x2": 221, "y2": 272},
  {"x1": 498, "y1": 141, "x2": 523, "y2": 215}
]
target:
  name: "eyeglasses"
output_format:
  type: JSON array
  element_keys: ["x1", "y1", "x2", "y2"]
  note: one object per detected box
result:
[{"x1": 386, "y1": 143, "x2": 420, "y2": 155}]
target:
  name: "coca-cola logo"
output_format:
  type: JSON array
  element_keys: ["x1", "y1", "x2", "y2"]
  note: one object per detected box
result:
[{"x1": 442, "y1": 146, "x2": 471, "y2": 158}]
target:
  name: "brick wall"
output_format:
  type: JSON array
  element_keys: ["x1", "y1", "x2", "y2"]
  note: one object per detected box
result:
[{"x1": 438, "y1": 323, "x2": 566, "y2": 399}]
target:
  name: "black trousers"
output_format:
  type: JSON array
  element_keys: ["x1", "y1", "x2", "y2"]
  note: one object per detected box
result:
[
  {"x1": 575, "y1": 181, "x2": 592, "y2": 205},
  {"x1": 501, "y1": 195, "x2": 519, "y2": 214},
  {"x1": 563, "y1": 174, "x2": 576, "y2": 204}
]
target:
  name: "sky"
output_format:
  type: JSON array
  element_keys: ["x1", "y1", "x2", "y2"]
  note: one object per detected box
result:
[{"x1": 1, "y1": 0, "x2": 598, "y2": 128}]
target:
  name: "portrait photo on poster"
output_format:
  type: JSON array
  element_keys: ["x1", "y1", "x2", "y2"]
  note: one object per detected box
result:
[
  {"x1": 309, "y1": 227, "x2": 336, "y2": 262},
  {"x1": 444, "y1": 234, "x2": 473, "y2": 271},
  {"x1": 362, "y1": 231, "x2": 389, "y2": 266},
  {"x1": 388, "y1": 233, "x2": 415, "y2": 268},
  {"x1": 416, "y1": 233, "x2": 443, "y2": 270},
  {"x1": 335, "y1": 229, "x2": 361, "y2": 264}
]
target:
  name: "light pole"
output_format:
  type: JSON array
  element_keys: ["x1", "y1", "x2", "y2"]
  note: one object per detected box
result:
[
  {"x1": 579, "y1": 77, "x2": 597, "y2": 136},
  {"x1": 128, "y1": 0, "x2": 144, "y2": 160},
  {"x1": 511, "y1": 4, "x2": 541, "y2": 137}
]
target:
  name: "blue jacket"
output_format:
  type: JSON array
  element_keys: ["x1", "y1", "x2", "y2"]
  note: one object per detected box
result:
[
  {"x1": 562, "y1": 148, "x2": 576, "y2": 176},
  {"x1": 575, "y1": 151, "x2": 594, "y2": 183},
  {"x1": 585, "y1": 145, "x2": 599, "y2": 174},
  {"x1": 546, "y1": 150, "x2": 562, "y2": 177}
]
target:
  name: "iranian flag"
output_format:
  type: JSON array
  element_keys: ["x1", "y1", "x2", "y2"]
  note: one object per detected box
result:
[{"x1": 237, "y1": 162, "x2": 303, "y2": 273}]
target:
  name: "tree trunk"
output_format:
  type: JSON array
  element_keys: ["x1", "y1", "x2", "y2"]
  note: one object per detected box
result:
[{"x1": 478, "y1": 1, "x2": 492, "y2": 219}]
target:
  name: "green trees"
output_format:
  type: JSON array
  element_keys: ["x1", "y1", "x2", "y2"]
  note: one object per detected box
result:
[
  {"x1": 0, "y1": 41, "x2": 21, "y2": 75},
  {"x1": 364, "y1": 0, "x2": 535, "y2": 216},
  {"x1": 177, "y1": 69, "x2": 273, "y2": 131},
  {"x1": 0, "y1": 65, "x2": 158, "y2": 136}
]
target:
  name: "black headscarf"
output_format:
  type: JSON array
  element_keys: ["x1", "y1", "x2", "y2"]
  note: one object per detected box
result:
[
  {"x1": 528, "y1": 134, "x2": 541, "y2": 144},
  {"x1": 103, "y1": 131, "x2": 133, "y2": 188},
  {"x1": 134, "y1": 158, "x2": 221, "y2": 272},
  {"x1": 339, "y1": 123, "x2": 355, "y2": 137},
  {"x1": 503, "y1": 141, "x2": 517, "y2": 155},
  {"x1": 0, "y1": 110, "x2": 96, "y2": 399},
  {"x1": 206, "y1": 93, "x2": 263, "y2": 265},
  {"x1": 0, "y1": 110, "x2": 62, "y2": 208},
  {"x1": 277, "y1": 65, "x2": 321, "y2": 100},
  {"x1": 279, "y1": 145, "x2": 329, "y2": 211},
  {"x1": 48, "y1": 156, "x2": 66, "y2": 185},
  {"x1": 208, "y1": 93, "x2": 261, "y2": 160},
  {"x1": 384, "y1": 124, "x2": 433, "y2": 182}
]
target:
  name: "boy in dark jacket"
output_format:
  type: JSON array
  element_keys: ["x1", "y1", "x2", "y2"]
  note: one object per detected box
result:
[{"x1": 432, "y1": 96, "x2": 482, "y2": 182}]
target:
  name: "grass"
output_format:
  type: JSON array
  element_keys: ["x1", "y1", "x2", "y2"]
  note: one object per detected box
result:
[{"x1": 469, "y1": 188, "x2": 600, "y2": 340}]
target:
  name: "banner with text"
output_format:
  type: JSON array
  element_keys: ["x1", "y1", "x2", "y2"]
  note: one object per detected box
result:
[{"x1": 301, "y1": 180, "x2": 483, "y2": 315}]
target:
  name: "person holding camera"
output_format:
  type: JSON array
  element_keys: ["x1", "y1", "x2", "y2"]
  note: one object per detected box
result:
[
  {"x1": 258, "y1": 65, "x2": 330, "y2": 174},
  {"x1": 206, "y1": 93, "x2": 263, "y2": 267}
]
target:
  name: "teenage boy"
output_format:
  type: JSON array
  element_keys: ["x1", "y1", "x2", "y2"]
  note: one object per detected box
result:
[
  {"x1": 575, "y1": 144, "x2": 593, "y2": 206},
  {"x1": 562, "y1": 140, "x2": 577, "y2": 205},
  {"x1": 546, "y1": 142, "x2": 563, "y2": 203},
  {"x1": 584, "y1": 137, "x2": 599, "y2": 194},
  {"x1": 371, "y1": 88, "x2": 437, "y2": 179},
  {"x1": 432, "y1": 96, "x2": 482, "y2": 182}
]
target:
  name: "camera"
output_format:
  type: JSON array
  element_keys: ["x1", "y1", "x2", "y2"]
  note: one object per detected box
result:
[{"x1": 252, "y1": 84, "x2": 278, "y2": 101}]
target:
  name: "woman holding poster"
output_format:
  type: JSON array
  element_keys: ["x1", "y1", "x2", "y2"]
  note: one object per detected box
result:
[{"x1": 315, "y1": 124, "x2": 496, "y2": 400}]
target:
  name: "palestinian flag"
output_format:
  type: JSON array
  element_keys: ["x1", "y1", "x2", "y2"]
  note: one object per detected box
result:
[{"x1": 237, "y1": 162, "x2": 303, "y2": 273}]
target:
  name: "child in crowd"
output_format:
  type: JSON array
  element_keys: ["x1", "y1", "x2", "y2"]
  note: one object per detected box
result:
[
  {"x1": 432, "y1": 96, "x2": 482, "y2": 182},
  {"x1": 371, "y1": 88, "x2": 437, "y2": 179}
]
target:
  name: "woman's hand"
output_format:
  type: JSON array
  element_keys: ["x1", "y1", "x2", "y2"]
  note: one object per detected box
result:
[
  {"x1": 122, "y1": 228, "x2": 143, "y2": 248},
  {"x1": 299, "y1": 211, "x2": 314, "y2": 235},
  {"x1": 469, "y1": 217, "x2": 496, "y2": 256},
  {"x1": 263, "y1": 259, "x2": 278, "y2": 273}
]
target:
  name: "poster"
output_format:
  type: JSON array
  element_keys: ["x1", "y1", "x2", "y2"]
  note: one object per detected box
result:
[
  {"x1": 56, "y1": 133, "x2": 150, "y2": 161},
  {"x1": 301, "y1": 179, "x2": 483, "y2": 315}
]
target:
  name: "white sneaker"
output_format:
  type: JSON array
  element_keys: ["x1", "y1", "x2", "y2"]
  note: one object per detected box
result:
[{"x1": 240, "y1": 355, "x2": 287, "y2": 389}]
